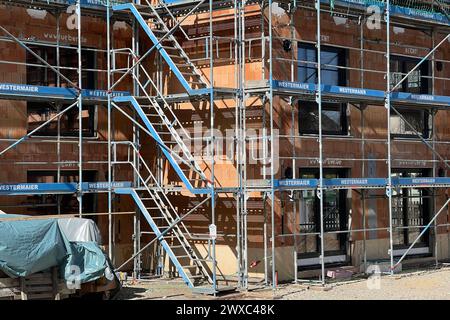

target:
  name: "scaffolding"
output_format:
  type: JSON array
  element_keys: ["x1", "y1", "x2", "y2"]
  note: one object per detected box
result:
[{"x1": 0, "y1": 0, "x2": 448, "y2": 295}]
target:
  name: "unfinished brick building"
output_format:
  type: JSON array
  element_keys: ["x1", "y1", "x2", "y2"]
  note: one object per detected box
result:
[{"x1": 0, "y1": 0, "x2": 448, "y2": 293}]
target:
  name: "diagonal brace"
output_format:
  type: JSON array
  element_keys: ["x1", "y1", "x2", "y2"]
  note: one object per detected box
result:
[
  {"x1": 390, "y1": 106, "x2": 450, "y2": 170},
  {"x1": 390, "y1": 34, "x2": 450, "y2": 93},
  {"x1": 392, "y1": 198, "x2": 450, "y2": 270},
  {"x1": 0, "y1": 101, "x2": 78, "y2": 156},
  {"x1": 110, "y1": 0, "x2": 206, "y2": 92},
  {"x1": 114, "y1": 194, "x2": 211, "y2": 272},
  {"x1": 0, "y1": 25, "x2": 80, "y2": 91}
]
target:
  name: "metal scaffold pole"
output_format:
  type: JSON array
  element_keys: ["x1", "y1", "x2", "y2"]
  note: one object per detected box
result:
[
  {"x1": 77, "y1": 0, "x2": 83, "y2": 218},
  {"x1": 56, "y1": 11, "x2": 62, "y2": 216},
  {"x1": 316, "y1": 0, "x2": 326, "y2": 285},
  {"x1": 432, "y1": 30, "x2": 438, "y2": 267},
  {"x1": 132, "y1": 4, "x2": 142, "y2": 280},
  {"x1": 106, "y1": 0, "x2": 113, "y2": 260},
  {"x1": 361, "y1": 105, "x2": 367, "y2": 272},
  {"x1": 209, "y1": 0, "x2": 217, "y2": 294},
  {"x1": 234, "y1": 0, "x2": 242, "y2": 289},
  {"x1": 385, "y1": 0, "x2": 395, "y2": 275},
  {"x1": 268, "y1": 0, "x2": 277, "y2": 290},
  {"x1": 242, "y1": 1, "x2": 248, "y2": 290},
  {"x1": 235, "y1": 0, "x2": 247, "y2": 290}
]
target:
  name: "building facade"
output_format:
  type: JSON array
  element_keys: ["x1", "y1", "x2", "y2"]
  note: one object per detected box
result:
[{"x1": 0, "y1": 0, "x2": 448, "y2": 291}]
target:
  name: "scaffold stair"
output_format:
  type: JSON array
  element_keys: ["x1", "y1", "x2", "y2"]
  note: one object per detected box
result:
[
  {"x1": 115, "y1": 188, "x2": 214, "y2": 289},
  {"x1": 113, "y1": 95, "x2": 211, "y2": 193},
  {"x1": 113, "y1": 2, "x2": 209, "y2": 95}
]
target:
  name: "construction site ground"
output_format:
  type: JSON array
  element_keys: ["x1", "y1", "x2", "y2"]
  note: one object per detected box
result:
[{"x1": 115, "y1": 266, "x2": 450, "y2": 300}]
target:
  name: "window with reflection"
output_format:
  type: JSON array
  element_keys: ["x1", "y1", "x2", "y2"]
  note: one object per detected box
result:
[
  {"x1": 390, "y1": 55, "x2": 430, "y2": 94},
  {"x1": 298, "y1": 101, "x2": 348, "y2": 135},
  {"x1": 391, "y1": 169, "x2": 431, "y2": 255},
  {"x1": 298, "y1": 43, "x2": 347, "y2": 86},
  {"x1": 297, "y1": 168, "x2": 348, "y2": 261},
  {"x1": 390, "y1": 108, "x2": 430, "y2": 138}
]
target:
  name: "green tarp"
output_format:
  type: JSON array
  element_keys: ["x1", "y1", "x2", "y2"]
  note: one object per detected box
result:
[
  {"x1": 0, "y1": 215, "x2": 108, "y2": 284},
  {"x1": 66, "y1": 242, "x2": 108, "y2": 283}
]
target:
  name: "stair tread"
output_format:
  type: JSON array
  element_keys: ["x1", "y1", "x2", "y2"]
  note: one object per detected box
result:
[
  {"x1": 181, "y1": 72, "x2": 200, "y2": 77},
  {"x1": 168, "y1": 54, "x2": 184, "y2": 58}
]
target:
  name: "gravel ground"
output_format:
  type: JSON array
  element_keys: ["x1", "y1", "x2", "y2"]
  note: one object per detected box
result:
[
  {"x1": 274, "y1": 268, "x2": 450, "y2": 300},
  {"x1": 114, "y1": 279, "x2": 212, "y2": 300},
  {"x1": 275, "y1": 269, "x2": 450, "y2": 300},
  {"x1": 115, "y1": 267, "x2": 450, "y2": 300}
]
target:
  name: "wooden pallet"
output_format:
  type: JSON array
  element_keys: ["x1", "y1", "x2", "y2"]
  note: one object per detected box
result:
[
  {"x1": 0, "y1": 276, "x2": 20, "y2": 300},
  {"x1": 20, "y1": 268, "x2": 60, "y2": 300},
  {"x1": 0, "y1": 268, "x2": 75, "y2": 300}
]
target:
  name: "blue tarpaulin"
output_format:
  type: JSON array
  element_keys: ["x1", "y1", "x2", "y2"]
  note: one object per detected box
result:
[{"x1": 0, "y1": 215, "x2": 109, "y2": 284}]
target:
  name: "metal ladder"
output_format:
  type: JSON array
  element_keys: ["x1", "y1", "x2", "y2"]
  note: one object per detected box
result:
[
  {"x1": 113, "y1": 142, "x2": 214, "y2": 288},
  {"x1": 113, "y1": 1, "x2": 210, "y2": 95}
]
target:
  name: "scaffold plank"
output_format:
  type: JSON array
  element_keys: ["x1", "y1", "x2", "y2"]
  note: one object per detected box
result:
[
  {"x1": 272, "y1": 80, "x2": 450, "y2": 108},
  {"x1": 0, "y1": 83, "x2": 129, "y2": 103},
  {"x1": 275, "y1": 177, "x2": 450, "y2": 190},
  {"x1": 0, "y1": 181, "x2": 132, "y2": 195}
]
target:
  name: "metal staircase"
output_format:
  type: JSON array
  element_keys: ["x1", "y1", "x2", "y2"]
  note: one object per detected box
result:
[
  {"x1": 112, "y1": 1, "x2": 213, "y2": 192},
  {"x1": 112, "y1": 95, "x2": 211, "y2": 193},
  {"x1": 110, "y1": 1, "x2": 231, "y2": 294},
  {"x1": 117, "y1": 188, "x2": 213, "y2": 287},
  {"x1": 113, "y1": 142, "x2": 214, "y2": 289},
  {"x1": 113, "y1": 1, "x2": 210, "y2": 95}
]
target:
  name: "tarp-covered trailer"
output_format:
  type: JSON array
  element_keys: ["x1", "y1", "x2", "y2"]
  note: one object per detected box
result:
[{"x1": 0, "y1": 214, "x2": 120, "y2": 300}]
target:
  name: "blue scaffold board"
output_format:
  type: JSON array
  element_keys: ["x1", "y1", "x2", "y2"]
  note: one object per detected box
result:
[
  {"x1": 78, "y1": 0, "x2": 124, "y2": 7},
  {"x1": 43, "y1": 0, "x2": 126, "y2": 8},
  {"x1": 391, "y1": 91, "x2": 450, "y2": 106},
  {"x1": 44, "y1": 0, "x2": 450, "y2": 24},
  {"x1": 272, "y1": 80, "x2": 450, "y2": 107},
  {"x1": 275, "y1": 179, "x2": 318, "y2": 189},
  {"x1": 275, "y1": 177, "x2": 450, "y2": 190},
  {"x1": 0, "y1": 181, "x2": 132, "y2": 195},
  {"x1": 0, "y1": 83, "x2": 129, "y2": 102},
  {"x1": 72, "y1": 0, "x2": 450, "y2": 25},
  {"x1": 66, "y1": 0, "x2": 109, "y2": 7},
  {"x1": 163, "y1": 0, "x2": 192, "y2": 3},
  {"x1": 82, "y1": 181, "x2": 132, "y2": 191},
  {"x1": 394, "y1": 177, "x2": 450, "y2": 187},
  {"x1": 323, "y1": 178, "x2": 387, "y2": 189},
  {"x1": 162, "y1": 0, "x2": 212, "y2": 3},
  {"x1": 331, "y1": 0, "x2": 449, "y2": 25}
]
